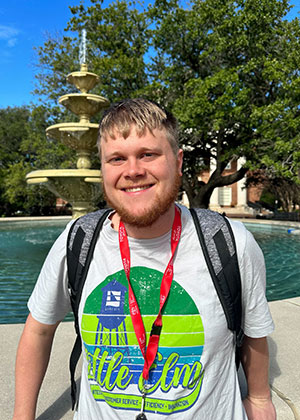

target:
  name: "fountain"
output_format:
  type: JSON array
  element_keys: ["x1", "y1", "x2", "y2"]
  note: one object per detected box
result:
[{"x1": 26, "y1": 30, "x2": 110, "y2": 218}]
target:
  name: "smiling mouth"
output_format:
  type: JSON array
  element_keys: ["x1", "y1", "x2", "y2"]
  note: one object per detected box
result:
[{"x1": 122, "y1": 185, "x2": 153, "y2": 193}]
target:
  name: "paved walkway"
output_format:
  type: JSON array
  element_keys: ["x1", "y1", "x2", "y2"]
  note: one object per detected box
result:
[
  {"x1": 1, "y1": 297, "x2": 299, "y2": 419},
  {"x1": 268, "y1": 298, "x2": 300, "y2": 420}
]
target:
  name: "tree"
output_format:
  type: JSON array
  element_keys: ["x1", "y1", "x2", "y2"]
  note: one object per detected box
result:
[
  {"x1": 247, "y1": 170, "x2": 300, "y2": 212},
  {"x1": 0, "y1": 106, "x2": 30, "y2": 215},
  {"x1": 32, "y1": 0, "x2": 300, "y2": 208},
  {"x1": 0, "y1": 105, "x2": 74, "y2": 216},
  {"x1": 34, "y1": 0, "x2": 151, "y2": 105},
  {"x1": 148, "y1": 0, "x2": 300, "y2": 206},
  {"x1": 0, "y1": 106, "x2": 30, "y2": 168}
]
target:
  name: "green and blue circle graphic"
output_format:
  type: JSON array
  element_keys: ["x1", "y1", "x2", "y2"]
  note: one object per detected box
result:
[{"x1": 81, "y1": 267, "x2": 205, "y2": 415}]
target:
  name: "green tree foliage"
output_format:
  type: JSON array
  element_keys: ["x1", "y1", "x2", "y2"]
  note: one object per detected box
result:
[
  {"x1": 0, "y1": 107, "x2": 30, "y2": 169},
  {"x1": 0, "y1": 106, "x2": 30, "y2": 215},
  {"x1": 247, "y1": 170, "x2": 300, "y2": 212},
  {"x1": 32, "y1": 0, "x2": 300, "y2": 208},
  {"x1": 20, "y1": 105, "x2": 75, "y2": 170},
  {"x1": 149, "y1": 0, "x2": 300, "y2": 206},
  {"x1": 34, "y1": 0, "x2": 151, "y2": 104},
  {"x1": 0, "y1": 105, "x2": 74, "y2": 216}
]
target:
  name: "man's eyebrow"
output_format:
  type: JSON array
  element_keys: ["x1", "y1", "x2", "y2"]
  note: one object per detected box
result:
[
  {"x1": 103, "y1": 151, "x2": 123, "y2": 160},
  {"x1": 104, "y1": 146, "x2": 162, "y2": 158},
  {"x1": 138, "y1": 145, "x2": 163, "y2": 153}
]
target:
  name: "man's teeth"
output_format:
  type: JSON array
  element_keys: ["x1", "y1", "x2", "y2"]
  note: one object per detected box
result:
[{"x1": 125, "y1": 186, "x2": 150, "y2": 192}]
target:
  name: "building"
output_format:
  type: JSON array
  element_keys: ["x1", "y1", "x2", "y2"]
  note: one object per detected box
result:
[{"x1": 182, "y1": 158, "x2": 266, "y2": 217}]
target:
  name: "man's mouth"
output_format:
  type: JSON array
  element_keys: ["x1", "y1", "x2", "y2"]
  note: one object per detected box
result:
[{"x1": 122, "y1": 185, "x2": 153, "y2": 193}]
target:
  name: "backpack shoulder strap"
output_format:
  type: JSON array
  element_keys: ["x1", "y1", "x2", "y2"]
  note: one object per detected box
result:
[
  {"x1": 190, "y1": 208, "x2": 244, "y2": 367},
  {"x1": 67, "y1": 208, "x2": 111, "y2": 409}
]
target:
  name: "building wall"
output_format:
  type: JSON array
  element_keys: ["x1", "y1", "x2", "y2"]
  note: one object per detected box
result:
[
  {"x1": 248, "y1": 183, "x2": 264, "y2": 203},
  {"x1": 200, "y1": 158, "x2": 262, "y2": 214},
  {"x1": 183, "y1": 158, "x2": 263, "y2": 214}
]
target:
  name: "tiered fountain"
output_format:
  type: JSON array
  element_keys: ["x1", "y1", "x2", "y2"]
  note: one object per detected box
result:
[{"x1": 26, "y1": 31, "x2": 110, "y2": 218}]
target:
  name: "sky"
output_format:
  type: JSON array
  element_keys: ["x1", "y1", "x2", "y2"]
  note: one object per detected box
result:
[{"x1": 1, "y1": 0, "x2": 299, "y2": 109}]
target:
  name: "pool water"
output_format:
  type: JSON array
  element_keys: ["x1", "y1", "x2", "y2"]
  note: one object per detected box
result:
[
  {"x1": 0, "y1": 220, "x2": 299, "y2": 324},
  {"x1": 244, "y1": 222, "x2": 300, "y2": 302},
  {"x1": 0, "y1": 220, "x2": 69, "y2": 324}
]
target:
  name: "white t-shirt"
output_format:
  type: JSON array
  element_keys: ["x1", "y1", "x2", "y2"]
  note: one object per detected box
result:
[{"x1": 28, "y1": 204, "x2": 274, "y2": 420}]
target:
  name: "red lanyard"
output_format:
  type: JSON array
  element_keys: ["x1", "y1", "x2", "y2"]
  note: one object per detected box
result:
[{"x1": 119, "y1": 206, "x2": 182, "y2": 381}]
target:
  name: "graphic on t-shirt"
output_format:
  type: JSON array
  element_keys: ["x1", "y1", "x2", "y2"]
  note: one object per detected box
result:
[
  {"x1": 95, "y1": 281, "x2": 129, "y2": 351},
  {"x1": 81, "y1": 267, "x2": 205, "y2": 415}
]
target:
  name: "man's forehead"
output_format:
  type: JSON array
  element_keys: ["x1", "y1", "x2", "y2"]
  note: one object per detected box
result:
[{"x1": 102, "y1": 125, "x2": 163, "y2": 141}]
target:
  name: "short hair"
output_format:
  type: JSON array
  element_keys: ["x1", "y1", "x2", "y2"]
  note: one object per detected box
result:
[{"x1": 97, "y1": 98, "x2": 179, "y2": 154}]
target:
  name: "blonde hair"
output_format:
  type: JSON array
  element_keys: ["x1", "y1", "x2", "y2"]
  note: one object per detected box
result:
[{"x1": 98, "y1": 98, "x2": 179, "y2": 154}]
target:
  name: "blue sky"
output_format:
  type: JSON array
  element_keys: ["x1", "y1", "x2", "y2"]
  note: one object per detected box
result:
[{"x1": 1, "y1": 0, "x2": 299, "y2": 109}]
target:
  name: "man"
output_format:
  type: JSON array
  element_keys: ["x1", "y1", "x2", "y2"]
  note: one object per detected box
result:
[{"x1": 13, "y1": 98, "x2": 276, "y2": 420}]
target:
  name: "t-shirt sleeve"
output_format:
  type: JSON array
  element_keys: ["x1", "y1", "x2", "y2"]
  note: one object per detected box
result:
[
  {"x1": 28, "y1": 223, "x2": 72, "y2": 325},
  {"x1": 231, "y1": 221, "x2": 274, "y2": 338}
]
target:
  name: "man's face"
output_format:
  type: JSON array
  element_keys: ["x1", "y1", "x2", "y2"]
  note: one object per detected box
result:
[{"x1": 101, "y1": 127, "x2": 183, "y2": 227}]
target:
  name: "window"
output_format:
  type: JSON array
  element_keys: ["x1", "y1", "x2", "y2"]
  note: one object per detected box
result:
[{"x1": 218, "y1": 187, "x2": 232, "y2": 206}]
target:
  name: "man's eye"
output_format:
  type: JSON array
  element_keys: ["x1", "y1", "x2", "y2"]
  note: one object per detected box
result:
[
  {"x1": 141, "y1": 152, "x2": 155, "y2": 159},
  {"x1": 110, "y1": 157, "x2": 124, "y2": 164}
]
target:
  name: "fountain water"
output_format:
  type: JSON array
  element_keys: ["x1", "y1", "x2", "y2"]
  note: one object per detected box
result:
[{"x1": 26, "y1": 30, "x2": 110, "y2": 218}]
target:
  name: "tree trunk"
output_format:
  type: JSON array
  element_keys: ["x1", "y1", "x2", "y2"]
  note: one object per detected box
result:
[
  {"x1": 182, "y1": 165, "x2": 248, "y2": 209},
  {"x1": 188, "y1": 186, "x2": 215, "y2": 209}
]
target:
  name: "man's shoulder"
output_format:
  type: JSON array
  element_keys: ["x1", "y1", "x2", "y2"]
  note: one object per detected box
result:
[
  {"x1": 66, "y1": 209, "x2": 112, "y2": 262},
  {"x1": 180, "y1": 205, "x2": 246, "y2": 234},
  {"x1": 68, "y1": 209, "x2": 111, "y2": 236},
  {"x1": 74, "y1": 208, "x2": 111, "y2": 224},
  {"x1": 180, "y1": 205, "x2": 250, "y2": 257}
]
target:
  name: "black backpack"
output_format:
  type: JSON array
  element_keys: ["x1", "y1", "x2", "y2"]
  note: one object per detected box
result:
[{"x1": 66, "y1": 207, "x2": 244, "y2": 409}]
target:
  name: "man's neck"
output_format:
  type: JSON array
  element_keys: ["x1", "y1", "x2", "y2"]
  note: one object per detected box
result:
[{"x1": 110, "y1": 204, "x2": 176, "y2": 239}]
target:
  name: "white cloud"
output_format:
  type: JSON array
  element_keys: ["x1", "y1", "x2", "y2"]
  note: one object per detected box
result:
[
  {"x1": 7, "y1": 37, "x2": 17, "y2": 47},
  {"x1": 0, "y1": 24, "x2": 19, "y2": 47}
]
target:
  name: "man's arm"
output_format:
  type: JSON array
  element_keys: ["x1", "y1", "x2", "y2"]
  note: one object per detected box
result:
[
  {"x1": 241, "y1": 335, "x2": 276, "y2": 420},
  {"x1": 13, "y1": 313, "x2": 60, "y2": 420}
]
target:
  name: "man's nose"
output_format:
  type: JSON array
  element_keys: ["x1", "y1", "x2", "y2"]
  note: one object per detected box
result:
[{"x1": 124, "y1": 158, "x2": 146, "y2": 178}]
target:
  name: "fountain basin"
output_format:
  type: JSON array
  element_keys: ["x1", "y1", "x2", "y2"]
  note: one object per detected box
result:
[
  {"x1": 59, "y1": 93, "x2": 109, "y2": 121},
  {"x1": 66, "y1": 69, "x2": 100, "y2": 93},
  {"x1": 46, "y1": 122, "x2": 99, "y2": 151},
  {"x1": 26, "y1": 169, "x2": 103, "y2": 218}
]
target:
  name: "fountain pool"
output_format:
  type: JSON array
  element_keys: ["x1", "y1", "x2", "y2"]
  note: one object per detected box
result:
[
  {"x1": 0, "y1": 219, "x2": 299, "y2": 324},
  {"x1": 242, "y1": 222, "x2": 300, "y2": 302},
  {"x1": 0, "y1": 220, "x2": 70, "y2": 324}
]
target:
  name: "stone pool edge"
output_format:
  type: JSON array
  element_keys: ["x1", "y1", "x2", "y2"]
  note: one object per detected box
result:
[{"x1": 0, "y1": 215, "x2": 72, "y2": 223}]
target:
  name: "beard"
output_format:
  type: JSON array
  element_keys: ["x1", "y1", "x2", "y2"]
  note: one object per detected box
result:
[{"x1": 103, "y1": 173, "x2": 182, "y2": 228}]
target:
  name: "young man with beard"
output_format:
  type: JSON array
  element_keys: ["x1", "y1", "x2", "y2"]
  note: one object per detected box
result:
[{"x1": 13, "y1": 99, "x2": 276, "y2": 420}]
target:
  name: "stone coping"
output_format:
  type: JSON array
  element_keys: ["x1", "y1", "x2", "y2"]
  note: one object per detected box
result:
[
  {"x1": 0, "y1": 214, "x2": 299, "y2": 228},
  {"x1": 0, "y1": 215, "x2": 72, "y2": 223},
  {"x1": 235, "y1": 218, "x2": 300, "y2": 229}
]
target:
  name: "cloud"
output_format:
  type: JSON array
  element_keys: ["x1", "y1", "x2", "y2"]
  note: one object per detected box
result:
[
  {"x1": 7, "y1": 37, "x2": 17, "y2": 47},
  {"x1": 0, "y1": 24, "x2": 19, "y2": 47}
]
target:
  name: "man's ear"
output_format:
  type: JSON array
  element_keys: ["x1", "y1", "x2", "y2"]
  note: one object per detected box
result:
[{"x1": 177, "y1": 149, "x2": 183, "y2": 176}]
